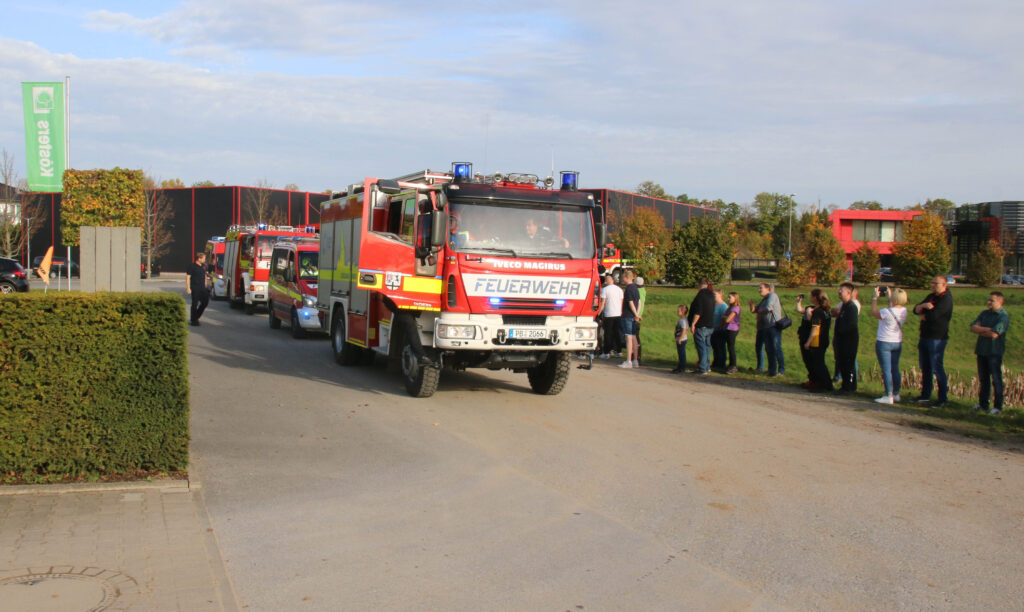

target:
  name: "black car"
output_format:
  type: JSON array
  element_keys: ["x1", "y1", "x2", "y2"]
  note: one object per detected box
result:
[
  {"x1": 0, "y1": 257, "x2": 30, "y2": 293},
  {"x1": 32, "y1": 255, "x2": 79, "y2": 278}
]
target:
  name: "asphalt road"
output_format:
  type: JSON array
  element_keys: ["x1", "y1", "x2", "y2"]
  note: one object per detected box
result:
[{"x1": 180, "y1": 286, "x2": 1024, "y2": 611}]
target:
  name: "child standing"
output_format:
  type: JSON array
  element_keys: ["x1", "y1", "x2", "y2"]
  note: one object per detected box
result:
[{"x1": 671, "y1": 305, "x2": 690, "y2": 373}]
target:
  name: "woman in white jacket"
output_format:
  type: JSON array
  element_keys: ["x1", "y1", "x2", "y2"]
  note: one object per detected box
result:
[{"x1": 871, "y1": 286, "x2": 909, "y2": 404}]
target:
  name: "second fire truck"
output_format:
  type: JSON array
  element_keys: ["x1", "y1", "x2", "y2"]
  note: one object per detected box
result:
[
  {"x1": 222, "y1": 224, "x2": 317, "y2": 313},
  {"x1": 317, "y1": 163, "x2": 605, "y2": 397}
]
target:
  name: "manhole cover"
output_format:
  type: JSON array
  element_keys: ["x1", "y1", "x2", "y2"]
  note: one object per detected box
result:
[{"x1": 0, "y1": 567, "x2": 138, "y2": 612}]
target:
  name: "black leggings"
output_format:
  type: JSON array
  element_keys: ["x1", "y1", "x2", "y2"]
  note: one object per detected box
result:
[{"x1": 726, "y1": 330, "x2": 738, "y2": 368}]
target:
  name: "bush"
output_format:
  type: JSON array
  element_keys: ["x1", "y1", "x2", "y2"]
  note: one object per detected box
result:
[
  {"x1": 731, "y1": 268, "x2": 753, "y2": 281},
  {"x1": 0, "y1": 292, "x2": 189, "y2": 483}
]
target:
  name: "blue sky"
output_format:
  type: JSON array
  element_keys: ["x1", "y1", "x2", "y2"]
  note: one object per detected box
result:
[{"x1": 2, "y1": 0, "x2": 1022, "y2": 209}]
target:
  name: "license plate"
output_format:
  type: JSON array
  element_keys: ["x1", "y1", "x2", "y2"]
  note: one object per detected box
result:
[{"x1": 509, "y1": 328, "x2": 547, "y2": 340}]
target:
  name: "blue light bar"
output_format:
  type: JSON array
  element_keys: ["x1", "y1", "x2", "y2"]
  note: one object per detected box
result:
[
  {"x1": 452, "y1": 162, "x2": 473, "y2": 180},
  {"x1": 555, "y1": 299, "x2": 566, "y2": 306},
  {"x1": 257, "y1": 222, "x2": 268, "y2": 230},
  {"x1": 560, "y1": 171, "x2": 579, "y2": 191},
  {"x1": 489, "y1": 297, "x2": 501, "y2": 305}
]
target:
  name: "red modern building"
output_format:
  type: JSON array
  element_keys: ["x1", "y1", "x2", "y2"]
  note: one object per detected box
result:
[{"x1": 829, "y1": 209, "x2": 922, "y2": 272}]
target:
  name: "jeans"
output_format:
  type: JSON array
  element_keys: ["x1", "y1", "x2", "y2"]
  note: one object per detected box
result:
[
  {"x1": 918, "y1": 337, "x2": 949, "y2": 402},
  {"x1": 760, "y1": 326, "x2": 784, "y2": 375},
  {"x1": 977, "y1": 354, "x2": 1004, "y2": 410},
  {"x1": 694, "y1": 327, "x2": 713, "y2": 373},
  {"x1": 675, "y1": 339, "x2": 688, "y2": 370},
  {"x1": 875, "y1": 341, "x2": 902, "y2": 397},
  {"x1": 755, "y1": 328, "x2": 768, "y2": 371}
]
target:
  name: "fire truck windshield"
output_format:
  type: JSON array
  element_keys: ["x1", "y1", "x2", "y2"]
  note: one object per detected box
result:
[
  {"x1": 298, "y1": 253, "x2": 319, "y2": 281},
  {"x1": 447, "y1": 201, "x2": 595, "y2": 259}
]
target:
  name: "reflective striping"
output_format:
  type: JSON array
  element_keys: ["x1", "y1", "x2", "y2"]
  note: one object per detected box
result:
[{"x1": 402, "y1": 276, "x2": 442, "y2": 294}]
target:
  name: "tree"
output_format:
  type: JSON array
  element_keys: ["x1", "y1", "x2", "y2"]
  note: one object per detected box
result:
[
  {"x1": 664, "y1": 216, "x2": 735, "y2": 287},
  {"x1": 142, "y1": 175, "x2": 176, "y2": 275},
  {"x1": 284, "y1": 183, "x2": 300, "y2": 191},
  {"x1": 635, "y1": 181, "x2": 669, "y2": 199},
  {"x1": 851, "y1": 243, "x2": 880, "y2": 284},
  {"x1": 891, "y1": 212, "x2": 950, "y2": 288},
  {"x1": 776, "y1": 258, "x2": 812, "y2": 287},
  {"x1": 796, "y1": 216, "x2": 846, "y2": 285},
  {"x1": 967, "y1": 240, "x2": 1005, "y2": 287},
  {"x1": 61, "y1": 168, "x2": 145, "y2": 246},
  {"x1": 850, "y1": 200, "x2": 883, "y2": 210},
  {"x1": 243, "y1": 179, "x2": 286, "y2": 226},
  {"x1": 0, "y1": 148, "x2": 44, "y2": 260},
  {"x1": 612, "y1": 207, "x2": 670, "y2": 280},
  {"x1": 709, "y1": 199, "x2": 742, "y2": 224},
  {"x1": 192, "y1": 180, "x2": 216, "y2": 187},
  {"x1": 159, "y1": 178, "x2": 185, "y2": 189},
  {"x1": 752, "y1": 192, "x2": 795, "y2": 236},
  {"x1": 921, "y1": 198, "x2": 956, "y2": 218}
]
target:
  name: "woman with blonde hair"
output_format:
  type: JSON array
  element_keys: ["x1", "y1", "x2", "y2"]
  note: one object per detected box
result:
[{"x1": 871, "y1": 285, "x2": 909, "y2": 404}]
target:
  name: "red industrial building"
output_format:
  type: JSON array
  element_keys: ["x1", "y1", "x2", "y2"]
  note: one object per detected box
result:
[{"x1": 829, "y1": 209, "x2": 922, "y2": 273}]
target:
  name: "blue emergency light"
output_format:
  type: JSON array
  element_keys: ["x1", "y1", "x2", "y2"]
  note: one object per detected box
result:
[
  {"x1": 555, "y1": 299, "x2": 566, "y2": 306},
  {"x1": 560, "y1": 171, "x2": 579, "y2": 191},
  {"x1": 452, "y1": 162, "x2": 473, "y2": 181},
  {"x1": 489, "y1": 297, "x2": 502, "y2": 305},
  {"x1": 257, "y1": 222, "x2": 268, "y2": 230}
]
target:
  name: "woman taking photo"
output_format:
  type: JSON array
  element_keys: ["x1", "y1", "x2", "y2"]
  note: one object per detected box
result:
[
  {"x1": 796, "y1": 290, "x2": 820, "y2": 388},
  {"x1": 871, "y1": 285, "x2": 909, "y2": 404}
]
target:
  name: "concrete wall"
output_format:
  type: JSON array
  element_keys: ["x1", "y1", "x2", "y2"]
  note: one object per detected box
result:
[{"x1": 80, "y1": 226, "x2": 142, "y2": 292}]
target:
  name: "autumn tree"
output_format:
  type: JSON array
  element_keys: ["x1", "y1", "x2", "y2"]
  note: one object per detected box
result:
[
  {"x1": 61, "y1": 168, "x2": 145, "y2": 246},
  {"x1": 0, "y1": 148, "x2": 45, "y2": 260},
  {"x1": 891, "y1": 211, "x2": 950, "y2": 288},
  {"x1": 635, "y1": 181, "x2": 669, "y2": 199},
  {"x1": 159, "y1": 178, "x2": 185, "y2": 189},
  {"x1": 921, "y1": 198, "x2": 956, "y2": 218},
  {"x1": 612, "y1": 206, "x2": 670, "y2": 280},
  {"x1": 794, "y1": 216, "x2": 846, "y2": 285},
  {"x1": 851, "y1": 243, "x2": 880, "y2": 284},
  {"x1": 243, "y1": 179, "x2": 287, "y2": 226},
  {"x1": 967, "y1": 240, "x2": 1005, "y2": 287},
  {"x1": 664, "y1": 216, "x2": 735, "y2": 287},
  {"x1": 142, "y1": 175, "x2": 176, "y2": 275}
]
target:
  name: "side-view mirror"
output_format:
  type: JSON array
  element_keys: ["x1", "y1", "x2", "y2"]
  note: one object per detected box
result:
[
  {"x1": 377, "y1": 179, "x2": 401, "y2": 195},
  {"x1": 595, "y1": 223, "x2": 607, "y2": 250},
  {"x1": 431, "y1": 211, "x2": 446, "y2": 247}
]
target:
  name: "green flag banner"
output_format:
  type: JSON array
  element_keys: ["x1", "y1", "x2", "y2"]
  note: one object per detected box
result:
[{"x1": 22, "y1": 81, "x2": 66, "y2": 192}]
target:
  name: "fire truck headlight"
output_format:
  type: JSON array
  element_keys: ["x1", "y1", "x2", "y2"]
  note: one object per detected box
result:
[
  {"x1": 573, "y1": 327, "x2": 597, "y2": 341},
  {"x1": 303, "y1": 296, "x2": 316, "y2": 308},
  {"x1": 437, "y1": 324, "x2": 478, "y2": 340}
]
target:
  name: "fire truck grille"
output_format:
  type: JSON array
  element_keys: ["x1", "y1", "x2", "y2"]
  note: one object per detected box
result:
[
  {"x1": 497, "y1": 299, "x2": 565, "y2": 312},
  {"x1": 501, "y1": 315, "x2": 548, "y2": 326}
]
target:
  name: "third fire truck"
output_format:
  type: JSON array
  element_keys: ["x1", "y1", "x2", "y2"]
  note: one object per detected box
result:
[
  {"x1": 222, "y1": 224, "x2": 317, "y2": 313},
  {"x1": 317, "y1": 163, "x2": 605, "y2": 397}
]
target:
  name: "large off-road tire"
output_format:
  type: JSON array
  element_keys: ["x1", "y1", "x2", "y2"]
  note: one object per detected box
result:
[
  {"x1": 290, "y1": 307, "x2": 306, "y2": 339},
  {"x1": 527, "y1": 351, "x2": 571, "y2": 395},
  {"x1": 268, "y1": 305, "x2": 281, "y2": 329},
  {"x1": 331, "y1": 309, "x2": 361, "y2": 365},
  {"x1": 401, "y1": 344, "x2": 440, "y2": 398}
]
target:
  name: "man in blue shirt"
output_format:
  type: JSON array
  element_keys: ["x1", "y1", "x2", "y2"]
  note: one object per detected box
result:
[{"x1": 970, "y1": 291, "x2": 1010, "y2": 415}]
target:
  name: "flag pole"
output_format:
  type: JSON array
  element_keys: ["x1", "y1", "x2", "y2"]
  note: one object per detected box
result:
[{"x1": 65, "y1": 76, "x2": 71, "y2": 291}]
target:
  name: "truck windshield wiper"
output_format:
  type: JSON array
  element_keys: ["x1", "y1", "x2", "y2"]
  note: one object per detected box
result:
[
  {"x1": 528, "y1": 252, "x2": 573, "y2": 259},
  {"x1": 464, "y1": 247, "x2": 519, "y2": 257}
]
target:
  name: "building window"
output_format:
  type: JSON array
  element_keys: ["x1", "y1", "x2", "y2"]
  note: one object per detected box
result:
[{"x1": 881, "y1": 221, "x2": 896, "y2": 242}]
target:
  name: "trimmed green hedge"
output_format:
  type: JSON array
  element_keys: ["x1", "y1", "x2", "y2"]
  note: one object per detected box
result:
[
  {"x1": 0, "y1": 293, "x2": 189, "y2": 483},
  {"x1": 731, "y1": 268, "x2": 754, "y2": 281}
]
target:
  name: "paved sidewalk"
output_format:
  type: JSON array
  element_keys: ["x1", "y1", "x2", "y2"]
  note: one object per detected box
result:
[{"x1": 0, "y1": 477, "x2": 238, "y2": 611}]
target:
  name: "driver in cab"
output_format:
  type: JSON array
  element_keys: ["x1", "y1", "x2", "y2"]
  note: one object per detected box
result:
[{"x1": 524, "y1": 217, "x2": 569, "y2": 248}]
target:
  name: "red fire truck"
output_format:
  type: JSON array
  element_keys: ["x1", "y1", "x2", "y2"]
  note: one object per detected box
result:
[
  {"x1": 318, "y1": 163, "x2": 605, "y2": 397},
  {"x1": 223, "y1": 224, "x2": 318, "y2": 313},
  {"x1": 204, "y1": 236, "x2": 227, "y2": 299},
  {"x1": 268, "y1": 237, "x2": 323, "y2": 338}
]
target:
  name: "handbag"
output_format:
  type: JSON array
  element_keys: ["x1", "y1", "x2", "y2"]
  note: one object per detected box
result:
[
  {"x1": 775, "y1": 316, "x2": 792, "y2": 330},
  {"x1": 809, "y1": 324, "x2": 821, "y2": 348}
]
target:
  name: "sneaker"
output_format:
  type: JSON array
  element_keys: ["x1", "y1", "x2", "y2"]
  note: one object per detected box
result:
[
  {"x1": 598, "y1": 353, "x2": 610, "y2": 359},
  {"x1": 617, "y1": 361, "x2": 632, "y2": 369},
  {"x1": 610, "y1": 351, "x2": 621, "y2": 358},
  {"x1": 726, "y1": 366, "x2": 738, "y2": 374},
  {"x1": 930, "y1": 400, "x2": 947, "y2": 408},
  {"x1": 893, "y1": 394, "x2": 901, "y2": 402},
  {"x1": 989, "y1": 408, "x2": 1002, "y2": 415},
  {"x1": 874, "y1": 395, "x2": 894, "y2": 405},
  {"x1": 971, "y1": 404, "x2": 983, "y2": 411},
  {"x1": 697, "y1": 370, "x2": 711, "y2": 376},
  {"x1": 914, "y1": 397, "x2": 931, "y2": 404},
  {"x1": 670, "y1": 368, "x2": 683, "y2": 373},
  {"x1": 632, "y1": 360, "x2": 639, "y2": 368}
]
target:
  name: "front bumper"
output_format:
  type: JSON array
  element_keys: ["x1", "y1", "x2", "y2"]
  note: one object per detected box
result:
[
  {"x1": 432, "y1": 314, "x2": 598, "y2": 351},
  {"x1": 246, "y1": 281, "x2": 268, "y2": 304},
  {"x1": 297, "y1": 307, "x2": 323, "y2": 329}
]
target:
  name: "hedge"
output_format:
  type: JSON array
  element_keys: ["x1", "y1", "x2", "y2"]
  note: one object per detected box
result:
[{"x1": 0, "y1": 292, "x2": 189, "y2": 483}]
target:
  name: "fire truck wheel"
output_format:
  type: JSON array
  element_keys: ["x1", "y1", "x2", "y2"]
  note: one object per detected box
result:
[
  {"x1": 268, "y1": 306, "x2": 281, "y2": 329},
  {"x1": 290, "y1": 307, "x2": 306, "y2": 339},
  {"x1": 244, "y1": 301, "x2": 256, "y2": 315},
  {"x1": 402, "y1": 344, "x2": 440, "y2": 398},
  {"x1": 527, "y1": 351, "x2": 571, "y2": 395},
  {"x1": 331, "y1": 311, "x2": 361, "y2": 365}
]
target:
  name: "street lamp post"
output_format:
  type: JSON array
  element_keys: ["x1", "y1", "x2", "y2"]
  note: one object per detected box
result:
[{"x1": 786, "y1": 194, "x2": 796, "y2": 260}]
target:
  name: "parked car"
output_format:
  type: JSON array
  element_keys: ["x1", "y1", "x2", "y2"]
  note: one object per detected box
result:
[
  {"x1": 32, "y1": 255, "x2": 79, "y2": 278},
  {"x1": 946, "y1": 274, "x2": 957, "y2": 285},
  {"x1": 0, "y1": 257, "x2": 30, "y2": 293},
  {"x1": 1002, "y1": 274, "x2": 1019, "y2": 285},
  {"x1": 877, "y1": 267, "x2": 895, "y2": 282}
]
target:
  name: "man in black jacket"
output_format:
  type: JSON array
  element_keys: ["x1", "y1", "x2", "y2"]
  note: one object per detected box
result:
[
  {"x1": 688, "y1": 278, "x2": 716, "y2": 374},
  {"x1": 913, "y1": 275, "x2": 954, "y2": 406},
  {"x1": 833, "y1": 282, "x2": 859, "y2": 394}
]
